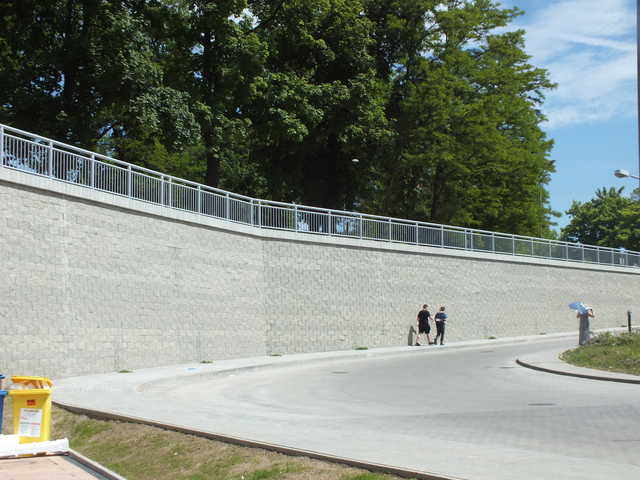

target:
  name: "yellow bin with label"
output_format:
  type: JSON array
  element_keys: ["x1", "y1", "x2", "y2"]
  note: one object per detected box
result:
[{"x1": 9, "y1": 376, "x2": 53, "y2": 443}]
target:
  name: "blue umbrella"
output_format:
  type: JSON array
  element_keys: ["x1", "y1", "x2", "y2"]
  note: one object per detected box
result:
[{"x1": 569, "y1": 302, "x2": 589, "y2": 314}]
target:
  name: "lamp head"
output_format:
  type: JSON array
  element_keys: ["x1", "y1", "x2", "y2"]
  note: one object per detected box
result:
[{"x1": 614, "y1": 169, "x2": 630, "y2": 178}]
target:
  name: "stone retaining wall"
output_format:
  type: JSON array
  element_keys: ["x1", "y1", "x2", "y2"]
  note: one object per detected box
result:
[{"x1": 2, "y1": 168, "x2": 638, "y2": 377}]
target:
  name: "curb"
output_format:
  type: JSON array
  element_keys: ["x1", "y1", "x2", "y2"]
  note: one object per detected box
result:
[
  {"x1": 67, "y1": 449, "x2": 128, "y2": 480},
  {"x1": 54, "y1": 401, "x2": 463, "y2": 480},
  {"x1": 516, "y1": 358, "x2": 640, "y2": 385}
]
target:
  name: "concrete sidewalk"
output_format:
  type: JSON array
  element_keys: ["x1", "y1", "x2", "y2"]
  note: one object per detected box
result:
[
  {"x1": 517, "y1": 345, "x2": 640, "y2": 384},
  {"x1": 55, "y1": 332, "x2": 580, "y2": 402}
]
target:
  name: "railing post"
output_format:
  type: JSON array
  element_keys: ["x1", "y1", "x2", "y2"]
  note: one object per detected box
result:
[
  {"x1": 491, "y1": 233, "x2": 495, "y2": 253},
  {"x1": 359, "y1": 214, "x2": 363, "y2": 239},
  {"x1": 127, "y1": 165, "x2": 132, "y2": 197},
  {"x1": 294, "y1": 204, "x2": 298, "y2": 232},
  {"x1": 225, "y1": 192, "x2": 230, "y2": 220},
  {"x1": 48, "y1": 141, "x2": 53, "y2": 177},
  {"x1": 328, "y1": 211, "x2": 333, "y2": 235},
  {"x1": 90, "y1": 154, "x2": 95, "y2": 189},
  {"x1": 250, "y1": 199, "x2": 254, "y2": 225},
  {"x1": 258, "y1": 201, "x2": 262, "y2": 227},
  {"x1": 564, "y1": 243, "x2": 568, "y2": 261},
  {"x1": 596, "y1": 247, "x2": 600, "y2": 264},
  {"x1": 530, "y1": 239, "x2": 534, "y2": 256},
  {"x1": 415, "y1": 222, "x2": 419, "y2": 245},
  {"x1": 160, "y1": 176, "x2": 165, "y2": 205},
  {"x1": 167, "y1": 177, "x2": 172, "y2": 207},
  {"x1": 469, "y1": 230, "x2": 474, "y2": 251},
  {"x1": 440, "y1": 225, "x2": 444, "y2": 247},
  {"x1": 197, "y1": 185, "x2": 202, "y2": 214},
  {"x1": 0, "y1": 125, "x2": 4, "y2": 167},
  {"x1": 581, "y1": 245, "x2": 585, "y2": 262},
  {"x1": 548, "y1": 240, "x2": 552, "y2": 259},
  {"x1": 512, "y1": 236, "x2": 515, "y2": 255},
  {"x1": 388, "y1": 218, "x2": 392, "y2": 242}
]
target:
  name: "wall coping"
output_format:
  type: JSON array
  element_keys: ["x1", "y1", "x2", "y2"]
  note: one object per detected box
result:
[{"x1": 2, "y1": 166, "x2": 638, "y2": 276}]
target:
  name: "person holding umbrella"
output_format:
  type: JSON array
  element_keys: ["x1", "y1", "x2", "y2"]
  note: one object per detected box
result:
[{"x1": 569, "y1": 302, "x2": 595, "y2": 345}]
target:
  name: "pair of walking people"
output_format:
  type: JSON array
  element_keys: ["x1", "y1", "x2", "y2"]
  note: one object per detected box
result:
[{"x1": 416, "y1": 304, "x2": 447, "y2": 346}]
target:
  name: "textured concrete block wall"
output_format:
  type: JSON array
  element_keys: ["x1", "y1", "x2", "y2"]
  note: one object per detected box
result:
[
  {"x1": 0, "y1": 178, "x2": 266, "y2": 377},
  {"x1": 264, "y1": 239, "x2": 640, "y2": 354},
  {"x1": 1, "y1": 171, "x2": 639, "y2": 377}
]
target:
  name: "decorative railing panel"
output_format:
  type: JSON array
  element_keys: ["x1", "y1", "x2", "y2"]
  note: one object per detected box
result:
[{"x1": 2, "y1": 123, "x2": 638, "y2": 268}]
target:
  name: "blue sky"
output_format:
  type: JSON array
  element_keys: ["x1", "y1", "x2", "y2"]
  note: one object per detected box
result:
[{"x1": 500, "y1": 0, "x2": 638, "y2": 229}]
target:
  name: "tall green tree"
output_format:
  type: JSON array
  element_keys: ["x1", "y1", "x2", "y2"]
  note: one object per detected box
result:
[
  {"x1": 0, "y1": 0, "x2": 558, "y2": 237},
  {"x1": 0, "y1": 0, "x2": 163, "y2": 147},
  {"x1": 362, "y1": 0, "x2": 556, "y2": 236},
  {"x1": 562, "y1": 187, "x2": 640, "y2": 251},
  {"x1": 246, "y1": 0, "x2": 392, "y2": 209}
]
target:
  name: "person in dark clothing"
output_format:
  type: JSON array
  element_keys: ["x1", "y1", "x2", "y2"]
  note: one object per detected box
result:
[
  {"x1": 434, "y1": 306, "x2": 448, "y2": 345},
  {"x1": 577, "y1": 307, "x2": 595, "y2": 345},
  {"x1": 415, "y1": 304, "x2": 432, "y2": 346}
]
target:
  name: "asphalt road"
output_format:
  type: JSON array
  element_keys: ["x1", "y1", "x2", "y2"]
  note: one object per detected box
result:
[{"x1": 57, "y1": 337, "x2": 640, "y2": 480}]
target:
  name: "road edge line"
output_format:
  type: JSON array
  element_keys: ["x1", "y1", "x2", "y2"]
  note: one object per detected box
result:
[{"x1": 516, "y1": 359, "x2": 640, "y2": 385}]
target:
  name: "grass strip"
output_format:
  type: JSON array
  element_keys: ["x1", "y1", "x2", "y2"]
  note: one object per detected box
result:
[
  {"x1": 561, "y1": 332, "x2": 640, "y2": 376},
  {"x1": 1, "y1": 397, "x2": 411, "y2": 480}
]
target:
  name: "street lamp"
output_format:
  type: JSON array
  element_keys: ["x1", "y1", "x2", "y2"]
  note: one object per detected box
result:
[{"x1": 614, "y1": 169, "x2": 640, "y2": 180}]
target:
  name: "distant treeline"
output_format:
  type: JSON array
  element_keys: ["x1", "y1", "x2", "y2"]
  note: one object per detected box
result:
[{"x1": 0, "y1": 0, "x2": 557, "y2": 236}]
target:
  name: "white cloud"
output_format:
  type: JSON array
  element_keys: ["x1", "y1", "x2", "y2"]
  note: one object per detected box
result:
[{"x1": 508, "y1": 0, "x2": 636, "y2": 128}]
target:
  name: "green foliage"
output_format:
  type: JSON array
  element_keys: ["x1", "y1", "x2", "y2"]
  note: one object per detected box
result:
[
  {"x1": 0, "y1": 1, "x2": 162, "y2": 146},
  {"x1": 561, "y1": 187, "x2": 640, "y2": 250},
  {"x1": 364, "y1": 1, "x2": 556, "y2": 236},
  {"x1": 0, "y1": 0, "x2": 557, "y2": 237}
]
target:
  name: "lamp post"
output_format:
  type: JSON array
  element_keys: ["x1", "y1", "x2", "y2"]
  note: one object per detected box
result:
[
  {"x1": 614, "y1": 169, "x2": 640, "y2": 181},
  {"x1": 344, "y1": 158, "x2": 359, "y2": 210},
  {"x1": 636, "y1": 0, "x2": 640, "y2": 189}
]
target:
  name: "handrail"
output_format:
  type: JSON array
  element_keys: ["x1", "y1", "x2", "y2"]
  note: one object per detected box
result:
[{"x1": 1, "y1": 122, "x2": 638, "y2": 267}]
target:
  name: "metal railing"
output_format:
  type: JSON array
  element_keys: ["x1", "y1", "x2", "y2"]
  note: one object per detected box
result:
[{"x1": 1, "y1": 123, "x2": 639, "y2": 268}]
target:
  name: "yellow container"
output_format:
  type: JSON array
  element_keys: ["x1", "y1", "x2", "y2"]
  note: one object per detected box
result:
[{"x1": 9, "y1": 376, "x2": 53, "y2": 443}]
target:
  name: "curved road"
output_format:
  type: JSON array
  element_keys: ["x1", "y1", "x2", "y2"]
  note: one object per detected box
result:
[{"x1": 57, "y1": 337, "x2": 640, "y2": 480}]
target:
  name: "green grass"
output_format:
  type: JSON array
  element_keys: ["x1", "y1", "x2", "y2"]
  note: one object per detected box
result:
[
  {"x1": 1, "y1": 396, "x2": 416, "y2": 480},
  {"x1": 354, "y1": 346, "x2": 368, "y2": 350},
  {"x1": 561, "y1": 332, "x2": 640, "y2": 376},
  {"x1": 118, "y1": 369, "x2": 133, "y2": 373},
  {"x1": 340, "y1": 473, "x2": 400, "y2": 480}
]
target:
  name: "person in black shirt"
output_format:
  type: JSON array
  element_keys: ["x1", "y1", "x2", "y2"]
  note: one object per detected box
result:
[
  {"x1": 434, "y1": 306, "x2": 448, "y2": 345},
  {"x1": 415, "y1": 304, "x2": 432, "y2": 346}
]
